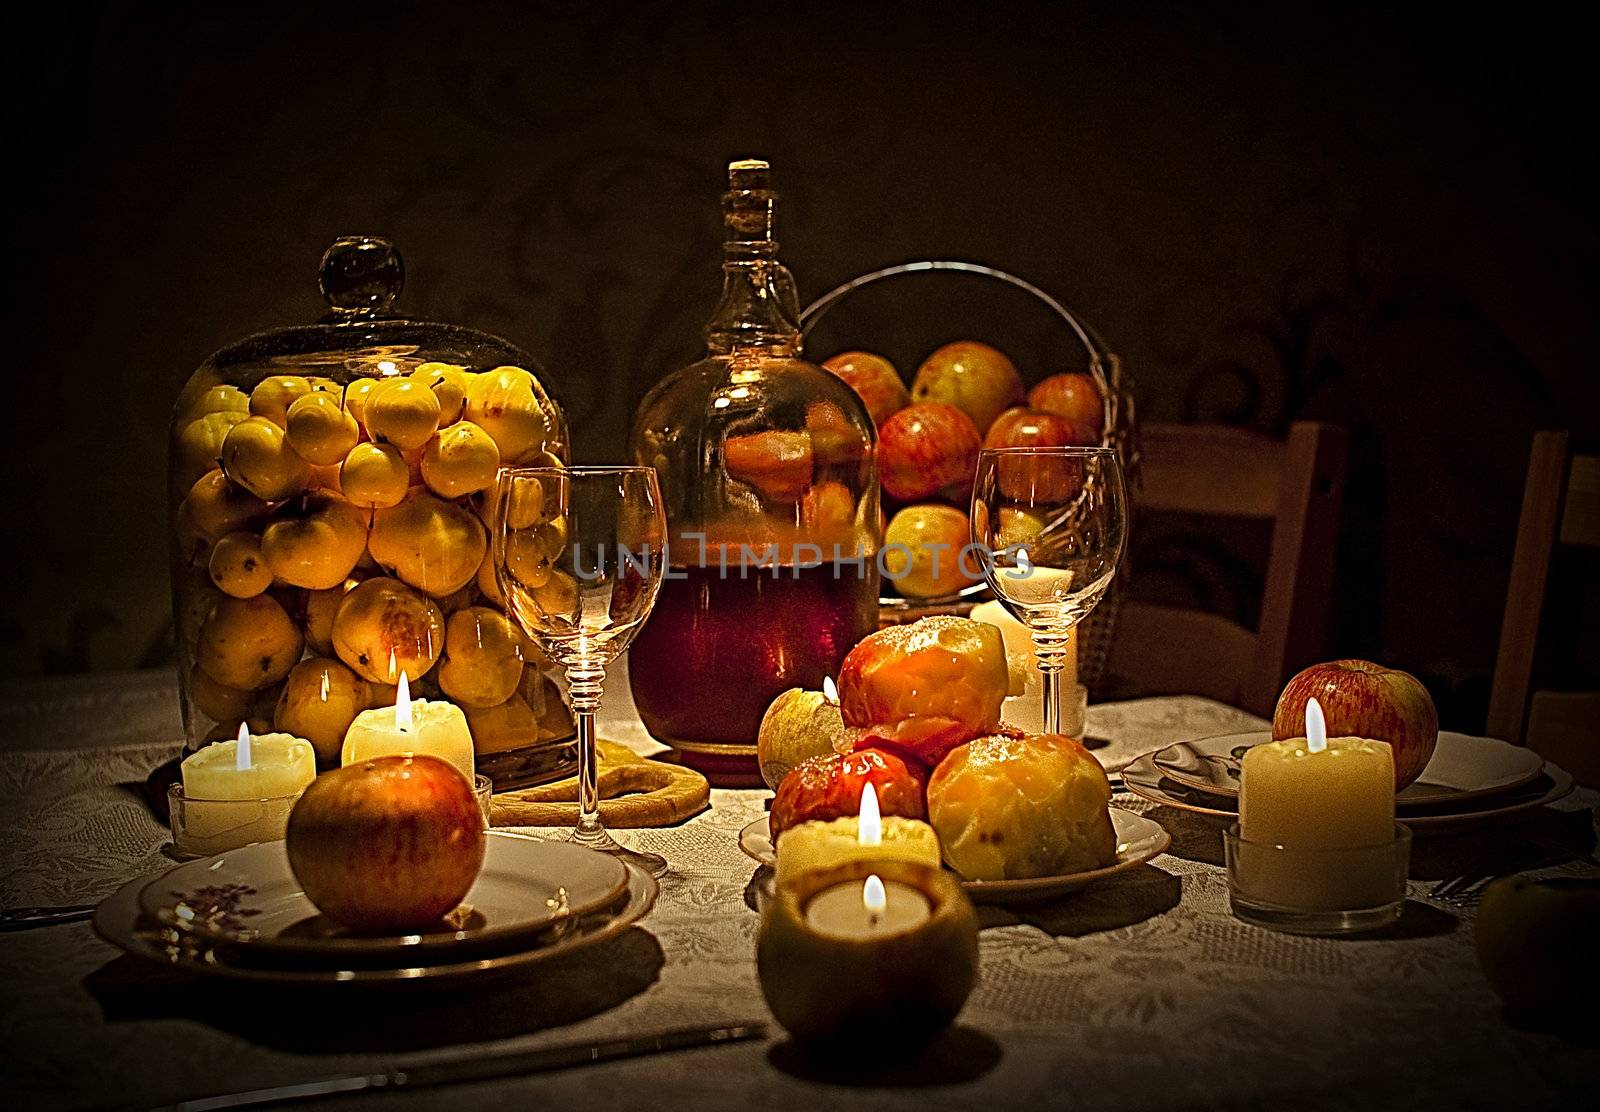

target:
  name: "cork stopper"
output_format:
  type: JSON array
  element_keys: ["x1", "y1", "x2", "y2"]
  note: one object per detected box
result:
[{"x1": 723, "y1": 158, "x2": 776, "y2": 243}]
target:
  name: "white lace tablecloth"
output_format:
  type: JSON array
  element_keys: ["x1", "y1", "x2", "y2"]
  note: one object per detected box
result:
[{"x1": 1, "y1": 667, "x2": 1596, "y2": 1111}]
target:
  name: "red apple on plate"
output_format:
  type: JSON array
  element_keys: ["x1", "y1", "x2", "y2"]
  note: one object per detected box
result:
[
  {"x1": 286, "y1": 754, "x2": 486, "y2": 932},
  {"x1": 822, "y1": 351, "x2": 909, "y2": 428},
  {"x1": 1028, "y1": 373, "x2": 1105, "y2": 438},
  {"x1": 878, "y1": 403, "x2": 981, "y2": 502},
  {"x1": 1272, "y1": 660, "x2": 1440, "y2": 789},
  {"x1": 911, "y1": 341, "x2": 1025, "y2": 435}
]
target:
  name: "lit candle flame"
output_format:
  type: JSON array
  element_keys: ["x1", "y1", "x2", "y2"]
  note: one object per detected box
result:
[
  {"x1": 1306, "y1": 696, "x2": 1327, "y2": 754},
  {"x1": 387, "y1": 647, "x2": 397, "y2": 682},
  {"x1": 823, "y1": 676, "x2": 838, "y2": 704},
  {"x1": 235, "y1": 721, "x2": 252, "y2": 771},
  {"x1": 395, "y1": 671, "x2": 413, "y2": 733},
  {"x1": 319, "y1": 670, "x2": 330, "y2": 702},
  {"x1": 863, "y1": 873, "x2": 886, "y2": 923},
  {"x1": 378, "y1": 360, "x2": 399, "y2": 376},
  {"x1": 858, "y1": 782, "x2": 881, "y2": 847}
]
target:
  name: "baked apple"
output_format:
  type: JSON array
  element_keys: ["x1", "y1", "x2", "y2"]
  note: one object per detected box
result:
[
  {"x1": 769, "y1": 749, "x2": 927, "y2": 839},
  {"x1": 928, "y1": 732, "x2": 1116, "y2": 880},
  {"x1": 286, "y1": 755, "x2": 486, "y2": 933},
  {"x1": 878, "y1": 403, "x2": 981, "y2": 503},
  {"x1": 838, "y1": 616, "x2": 1008, "y2": 766}
]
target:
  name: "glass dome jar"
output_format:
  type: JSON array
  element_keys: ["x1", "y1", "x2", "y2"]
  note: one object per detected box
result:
[
  {"x1": 168, "y1": 236, "x2": 575, "y2": 790},
  {"x1": 629, "y1": 162, "x2": 881, "y2": 779}
]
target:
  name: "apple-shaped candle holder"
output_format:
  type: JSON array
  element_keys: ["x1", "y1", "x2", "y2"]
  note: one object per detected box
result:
[{"x1": 757, "y1": 859, "x2": 978, "y2": 1054}]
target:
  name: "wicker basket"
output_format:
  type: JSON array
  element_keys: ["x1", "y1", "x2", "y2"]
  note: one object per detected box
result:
[{"x1": 800, "y1": 260, "x2": 1137, "y2": 690}]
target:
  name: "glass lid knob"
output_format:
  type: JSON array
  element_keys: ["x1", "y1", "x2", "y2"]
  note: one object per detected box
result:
[{"x1": 318, "y1": 236, "x2": 404, "y2": 315}]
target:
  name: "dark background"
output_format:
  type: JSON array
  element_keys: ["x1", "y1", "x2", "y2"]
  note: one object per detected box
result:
[{"x1": 4, "y1": 1, "x2": 1595, "y2": 729}]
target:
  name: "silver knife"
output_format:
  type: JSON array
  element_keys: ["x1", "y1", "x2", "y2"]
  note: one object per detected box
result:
[{"x1": 157, "y1": 1022, "x2": 769, "y2": 1111}]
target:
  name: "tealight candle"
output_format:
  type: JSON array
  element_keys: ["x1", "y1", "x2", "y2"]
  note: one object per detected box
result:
[
  {"x1": 170, "y1": 724, "x2": 316, "y2": 856},
  {"x1": 774, "y1": 783, "x2": 942, "y2": 886},
  {"x1": 1229, "y1": 697, "x2": 1408, "y2": 930},
  {"x1": 341, "y1": 672, "x2": 476, "y2": 784},
  {"x1": 757, "y1": 859, "x2": 978, "y2": 1053}
]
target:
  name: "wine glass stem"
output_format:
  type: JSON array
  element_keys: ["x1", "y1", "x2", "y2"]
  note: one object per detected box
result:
[
  {"x1": 566, "y1": 657, "x2": 607, "y2": 843},
  {"x1": 1032, "y1": 625, "x2": 1071, "y2": 736}
]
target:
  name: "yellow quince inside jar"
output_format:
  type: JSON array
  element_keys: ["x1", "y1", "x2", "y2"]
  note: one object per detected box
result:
[
  {"x1": 207, "y1": 531, "x2": 273, "y2": 598},
  {"x1": 175, "y1": 411, "x2": 248, "y2": 489},
  {"x1": 475, "y1": 544, "x2": 504, "y2": 606},
  {"x1": 220, "y1": 416, "x2": 311, "y2": 501},
  {"x1": 437, "y1": 605, "x2": 525, "y2": 708},
  {"x1": 261, "y1": 491, "x2": 369, "y2": 590},
  {"x1": 342, "y1": 377, "x2": 382, "y2": 426},
  {"x1": 274, "y1": 657, "x2": 369, "y2": 765},
  {"x1": 183, "y1": 469, "x2": 269, "y2": 543},
  {"x1": 331, "y1": 575, "x2": 445, "y2": 684},
  {"x1": 285, "y1": 392, "x2": 361, "y2": 466},
  {"x1": 465, "y1": 366, "x2": 551, "y2": 460},
  {"x1": 187, "y1": 663, "x2": 254, "y2": 724},
  {"x1": 421, "y1": 420, "x2": 501, "y2": 498},
  {"x1": 180, "y1": 383, "x2": 250, "y2": 422},
  {"x1": 367, "y1": 488, "x2": 486, "y2": 597},
  {"x1": 303, "y1": 575, "x2": 362, "y2": 654},
  {"x1": 362, "y1": 377, "x2": 441, "y2": 451},
  {"x1": 195, "y1": 594, "x2": 304, "y2": 691},
  {"x1": 339, "y1": 442, "x2": 409, "y2": 509},
  {"x1": 248, "y1": 375, "x2": 313, "y2": 428},
  {"x1": 412, "y1": 362, "x2": 474, "y2": 426}
]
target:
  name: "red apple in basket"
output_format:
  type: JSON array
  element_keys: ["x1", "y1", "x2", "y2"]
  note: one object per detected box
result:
[
  {"x1": 1028, "y1": 373, "x2": 1105, "y2": 438},
  {"x1": 822, "y1": 351, "x2": 909, "y2": 428},
  {"x1": 983, "y1": 407, "x2": 1095, "y2": 501},
  {"x1": 1272, "y1": 660, "x2": 1440, "y2": 790},
  {"x1": 878, "y1": 403, "x2": 982, "y2": 503},
  {"x1": 286, "y1": 754, "x2": 486, "y2": 932},
  {"x1": 911, "y1": 341, "x2": 1026, "y2": 435}
]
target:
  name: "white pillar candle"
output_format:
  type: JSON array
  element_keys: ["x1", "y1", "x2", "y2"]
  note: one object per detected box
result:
[
  {"x1": 972, "y1": 599, "x2": 1082, "y2": 736},
  {"x1": 775, "y1": 782, "x2": 942, "y2": 886},
  {"x1": 341, "y1": 672, "x2": 476, "y2": 783},
  {"x1": 181, "y1": 724, "x2": 316, "y2": 799}
]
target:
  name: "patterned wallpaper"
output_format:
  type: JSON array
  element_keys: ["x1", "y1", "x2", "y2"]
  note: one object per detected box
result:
[{"x1": 4, "y1": 2, "x2": 1594, "y2": 726}]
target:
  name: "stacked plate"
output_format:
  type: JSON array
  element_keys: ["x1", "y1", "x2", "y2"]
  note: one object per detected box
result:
[
  {"x1": 1123, "y1": 731, "x2": 1575, "y2": 832},
  {"x1": 93, "y1": 831, "x2": 658, "y2": 987}
]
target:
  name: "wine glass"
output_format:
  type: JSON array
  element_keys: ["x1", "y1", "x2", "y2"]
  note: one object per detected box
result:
[
  {"x1": 970, "y1": 446, "x2": 1127, "y2": 735},
  {"x1": 493, "y1": 465, "x2": 668, "y2": 877}
]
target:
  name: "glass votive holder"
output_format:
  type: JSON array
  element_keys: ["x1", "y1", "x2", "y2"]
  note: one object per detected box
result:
[
  {"x1": 472, "y1": 773, "x2": 494, "y2": 827},
  {"x1": 167, "y1": 783, "x2": 303, "y2": 859},
  {"x1": 1224, "y1": 823, "x2": 1411, "y2": 935}
]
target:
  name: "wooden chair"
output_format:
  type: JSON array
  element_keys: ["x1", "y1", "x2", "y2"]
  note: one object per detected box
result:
[
  {"x1": 1104, "y1": 421, "x2": 1349, "y2": 717},
  {"x1": 1486, "y1": 430, "x2": 1600, "y2": 786}
]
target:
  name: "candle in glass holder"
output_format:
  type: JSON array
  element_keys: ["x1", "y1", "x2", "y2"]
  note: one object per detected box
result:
[
  {"x1": 341, "y1": 672, "x2": 475, "y2": 783},
  {"x1": 172, "y1": 724, "x2": 317, "y2": 855},
  {"x1": 1232, "y1": 698, "x2": 1402, "y2": 917}
]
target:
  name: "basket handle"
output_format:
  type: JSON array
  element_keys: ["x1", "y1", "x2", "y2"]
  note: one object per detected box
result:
[{"x1": 800, "y1": 260, "x2": 1132, "y2": 465}]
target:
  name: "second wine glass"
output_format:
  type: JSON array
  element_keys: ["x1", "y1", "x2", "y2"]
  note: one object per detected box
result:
[
  {"x1": 493, "y1": 465, "x2": 668, "y2": 877},
  {"x1": 971, "y1": 446, "x2": 1127, "y2": 735}
]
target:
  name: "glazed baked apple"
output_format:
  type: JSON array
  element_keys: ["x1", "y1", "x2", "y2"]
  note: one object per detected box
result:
[
  {"x1": 769, "y1": 749, "x2": 927, "y2": 839},
  {"x1": 927, "y1": 733, "x2": 1116, "y2": 881},
  {"x1": 838, "y1": 616, "x2": 1008, "y2": 766}
]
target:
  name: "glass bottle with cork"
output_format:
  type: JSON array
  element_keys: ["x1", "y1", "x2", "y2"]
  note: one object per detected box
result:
[{"x1": 629, "y1": 159, "x2": 880, "y2": 780}]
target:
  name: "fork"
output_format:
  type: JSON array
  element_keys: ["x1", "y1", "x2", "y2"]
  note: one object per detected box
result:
[{"x1": 1431, "y1": 848, "x2": 1596, "y2": 905}]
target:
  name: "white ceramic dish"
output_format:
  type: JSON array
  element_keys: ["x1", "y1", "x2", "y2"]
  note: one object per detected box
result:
[
  {"x1": 1151, "y1": 730, "x2": 1546, "y2": 807},
  {"x1": 739, "y1": 807, "x2": 1171, "y2": 905}
]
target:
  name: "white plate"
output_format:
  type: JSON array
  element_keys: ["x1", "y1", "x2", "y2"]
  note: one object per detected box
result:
[
  {"x1": 1123, "y1": 750, "x2": 1576, "y2": 832},
  {"x1": 95, "y1": 855, "x2": 657, "y2": 988},
  {"x1": 1151, "y1": 730, "x2": 1546, "y2": 807},
  {"x1": 739, "y1": 808, "x2": 1171, "y2": 905},
  {"x1": 138, "y1": 832, "x2": 629, "y2": 960}
]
